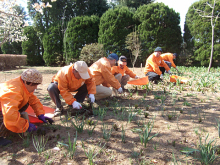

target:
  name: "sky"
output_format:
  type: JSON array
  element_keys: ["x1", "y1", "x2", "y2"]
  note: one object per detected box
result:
[
  {"x1": 155, "y1": 0, "x2": 200, "y2": 34},
  {"x1": 17, "y1": 0, "x2": 200, "y2": 34}
]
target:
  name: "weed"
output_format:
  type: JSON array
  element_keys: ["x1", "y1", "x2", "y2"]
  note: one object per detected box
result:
[
  {"x1": 144, "y1": 112, "x2": 149, "y2": 118},
  {"x1": 102, "y1": 123, "x2": 112, "y2": 141},
  {"x1": 70, "y1": 115, "x2": 85, "y2": 133},
  {"x1": 82, "y1": 141, "x2": 106, "y2": 165},
  {"x1": 32, "y1": 135, "x2": 48, "y2": 154},
  {"x1": 183, "y1": 100, "x2": 191, "y2": 106},
  {"x1": 139, "y1": 125, "x2": 158, "y2": 148},
  {"x1": 131, "y1": 151, "x2": 140, "y2": 158},
  {"x1": 113, "y1": 123, "x2": 119, "y2": 131},
  {"x1": 87, "y1": 121, "x2": 98, "y2": 136},
  {"x1": 121, "y1": 125, "x2": 125, "y2": 143},
  {"x1": 181, "y1": 134, "x2": 218, "y2": 165},
  {"x1": 18, "y1": 132, "x2": 31, "y2": 148}
]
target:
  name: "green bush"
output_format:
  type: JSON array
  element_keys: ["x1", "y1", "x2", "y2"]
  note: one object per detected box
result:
[{"x1": 79, "y1": 43, "x2": 105, "y2": 66}]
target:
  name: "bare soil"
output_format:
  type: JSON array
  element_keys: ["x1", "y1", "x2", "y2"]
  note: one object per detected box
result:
[{"x1": 0, "y1": 66, "x2": 220, "y2": 165}]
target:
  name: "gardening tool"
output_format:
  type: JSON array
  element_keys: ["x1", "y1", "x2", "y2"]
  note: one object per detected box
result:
[
  {"x1": 127, "y1": 76, "x2": 149, "y2": 85},
  {"x1": 170, "y1": 75, "x2": 188, "y2": 84}
]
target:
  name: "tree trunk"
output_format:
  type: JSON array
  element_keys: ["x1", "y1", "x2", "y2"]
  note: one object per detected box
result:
[{"x1": 208, "y1": 25, "x2": 214, "y2": 72}]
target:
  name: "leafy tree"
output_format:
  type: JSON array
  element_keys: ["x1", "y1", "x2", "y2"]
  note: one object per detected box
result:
[
  {"x1": 98, "y1": 6, "x2": 136, "y2": 56},
  {"x1": 22, "y1": 26, "x2": 44, "y2": 65},
  {"x1": 64, "y1": 15, "x2": 100, "y2": 63},
  {"x1": 79, "y1": 43, "x2": 105, "y2": 66},
  {"x1": 75, "y1": 0, "x2": 109, "y2": 17},
  {"x1": 134, "y1": 3, "x2": 182, "y2": 58},
  {"x1": 184, "y1": 0, "x2": 220, "y2": 67},
  {"x1": 125, "y1": 28, "x2": 142, "y2": 67},
  {"x1": 1, "y1": 42, "x2": 22, "y2": 54},
  {"x1": 43, "y1": 24, "x2": 64, "y2": 66},
  {"x1": 112, "y1": 0, "x2": 154, "y2": 9}
]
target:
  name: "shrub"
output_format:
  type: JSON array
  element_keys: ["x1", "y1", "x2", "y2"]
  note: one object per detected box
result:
[
  {"x1": 0, "y1": 54, "x2": 27, "y2": 70},
  {"x1": 79, "y1": 43, "x2": 105, "y2": 66}
]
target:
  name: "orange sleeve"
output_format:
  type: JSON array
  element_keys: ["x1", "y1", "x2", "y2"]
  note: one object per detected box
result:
[
  {"x1": 1, "y1": 91, "x2": 29, "y2": 133},
  {"x1": 148, "y1": 56, "x2": 162, "y2": 75},
  {"x1": 124, "y1": 66, "x2": 136, "y2": 78},
  {"x1": 168, "y1": 55, "x2": 176, "y2": 68},
  {"x1": 57, "y1": 71, "x2": 76, "y2": 105},
  {"x1": 85, "y1": 70, "x2": 96, "y2": 95},
  {"x1": 111, "y1": 66, "x2": 118, "y2": 75},
  {"x1": 28, "y1": 94, "x2": 45, "y2": 116},
  {"x1": 102, "y1": 64, "x2": 121, "y2": 89},
  {"x1": 161, "y1": 60, "x2": 170, "y2": 71}
]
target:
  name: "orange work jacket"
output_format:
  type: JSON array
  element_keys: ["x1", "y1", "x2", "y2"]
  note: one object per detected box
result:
[
  {"x1": 111, "y1": 65, "x2": 136, "y2": 78},
  {"x1": 89, "y1": 57, "x2": 121, "y2": 89},
  {"x1": 52, "y1": 64, "x2": 96, "y2": 105},
  {"x1": 0, "y1": 77, "x2": 44, "y2": 133},
  {"x1": 161, "y1": 53, "x2": 176, "y2": 68},
  {"x1": 144, "y1": 53, "x2": 170, "y2": 75}
]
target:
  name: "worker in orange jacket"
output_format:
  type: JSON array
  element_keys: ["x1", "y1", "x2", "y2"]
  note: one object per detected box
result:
[
  {"x1": 144, "y1": 47, "x2": 172, "y2": 83},
  {"x1": 47, "y1": 61, "x2": 96, "y2": 116},
  {"x1": 89, "y1": 53, "x2": 123, "y2": 100},
  {"x1": 111, "y1": 56, "x2": 139, "y2": 94},
  {"x1": 161, "y1": 53, "x2": 179, "y2": 73},
  {"x1": 0, "y1": 69, "x2": 53, "y2": 146}
]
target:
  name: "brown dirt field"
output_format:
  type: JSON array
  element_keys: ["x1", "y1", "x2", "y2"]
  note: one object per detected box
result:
[{"x1": 0, "y1": 66, "x2": 220, "y2": 165}]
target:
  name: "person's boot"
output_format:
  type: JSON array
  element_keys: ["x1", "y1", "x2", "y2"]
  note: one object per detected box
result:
[{"x1": 0, "y1": 137, "x2": 12, "y2": 146}]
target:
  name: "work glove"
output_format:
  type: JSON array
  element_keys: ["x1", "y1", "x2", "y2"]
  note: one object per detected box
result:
[
  {"x1": 168, "y1": 70, "x2": 172, "y2": 75},
  {"x1": 117, "y1": 87, "x2": 123, "y2": 94},
  {"x1": 72, "y1": 101, "x2": 82, "y2": 109},
  {"x1": 38, "y1": 114, "x2": 54, "y2": 125},
  {"x1": 135, "y1": 76, "x2": 139, "y2": 79},
  {"x1": 27, "y1": 123, "x2": 37, "y2": 132},
  {"x1": 160, "y1": 74, "x2": 164, "y2": 80},
  {"x1": 89, "y1": 94, "x2": 95, "y2": 103}
]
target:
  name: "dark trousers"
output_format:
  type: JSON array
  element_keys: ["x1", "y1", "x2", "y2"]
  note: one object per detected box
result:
[
  {"x1": 47, "y1": 82, "x2": 88, "y2": 108},
  {"x1": 146, "y1": 67, "x2": 165, "y2": 82}
]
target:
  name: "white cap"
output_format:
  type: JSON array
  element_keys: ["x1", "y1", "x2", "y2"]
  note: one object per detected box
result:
[{"x1": 74, "y1": 61, "x2": 90, "y2": 79}]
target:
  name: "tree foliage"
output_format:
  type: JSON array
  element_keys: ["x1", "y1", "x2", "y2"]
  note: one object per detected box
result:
[
  {"x1": 184, "y1": 0, "x2": 220, "y2": 67},
  {"x1": 79, "y1": 43, "x2": 105, "y2": 66},
  {"x1": 65, "y1": 15, "x2": 100, "y2": 62},
  {"x1": 125, "y1": 28, "x2": 142, "y2": 67},
  {"x1": 43, "y1": 24, "x2": 64, "y2": 66},
  {"x1": 112, "y1": 0, "x2": 154, "y2": 9},
  {"x1": 22, "y1": 26, "x2": 44, "y2": 65},
  {"x1": 134, "y1": 2, "x2": 182, "y2": 57},
  {"x1": 98, "y1": 6, "x2": 136, "y2": 56}
]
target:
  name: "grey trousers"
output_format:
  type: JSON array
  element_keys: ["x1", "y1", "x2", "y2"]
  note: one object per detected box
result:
[
  {"x1": 47, "y1": 82, "x2": 88, "y2": 108},
  {"x1": 164, "y1": 61, "x2": 172, "y2": 68}
]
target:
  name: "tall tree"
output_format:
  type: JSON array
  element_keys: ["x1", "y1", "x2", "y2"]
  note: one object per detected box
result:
[
  {"x1": 134, "y1": 2, "x2": 182, "y2": 58},
  {"x1": 64, "y1": 15, "x2": 100, "y2": 62},
  {"x1": 43, "y1": 24, "x2": 64, "y2": 66},
  {"x1": 98, "y1": 6, "x2": 136, "y2": 56},
  {"x1": 22, "y1": 26, "x2": 44, "y2": 65},
  {"x1": 184, "y1": 0, "x2": 220, "y2": 67},
  {"x1": 194, "y1": 0, "x2": 220, "y2": 72},
  {"x1": 112, "y1": 0, "x2": 154, "y2": 9}
]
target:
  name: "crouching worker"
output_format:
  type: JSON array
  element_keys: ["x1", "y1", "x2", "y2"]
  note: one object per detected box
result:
[
  {"x1": 111, "y1": 56, "x2": 139, "y2": 94},
  {"x1": 89, "y1": 53, "x2": 123, "y2": 100},
  {"x1": 0, "y1": 69, "x2": 53, "y2": 146},
  {"x1": 161, "y1": 53, "x2": 179, "y2": 73},
  {"x1": 47, "y1": 61, "x2": 96, "y2": 116},
  {"x1": 144, "y1": 47, "x2": 171, "y2": 84}
]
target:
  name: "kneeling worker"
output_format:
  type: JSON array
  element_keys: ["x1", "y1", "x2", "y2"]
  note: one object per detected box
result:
[
  {"x1": 111, "y1": 56, "x2": 139, "y2": 94},
  {"x1": 47, "y1": 61, "x2": 96, "y2": 116},
  {"x1": 89, "y1": 53, "x2": 123, "y2": 100},
  {"x1": 0, "y1": 69, "x2": 53, "y2": 146},
  {"x1": 161, "y1": 53, "x2": 179, "y2": 73},
  {"x1": 144, "y1": 47, "x2": 171, "y2": 83}
]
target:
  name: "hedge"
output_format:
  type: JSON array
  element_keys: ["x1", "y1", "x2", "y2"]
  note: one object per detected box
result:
[{"x1": 0, "y1": 54, "x2": 27, "y2": 70}]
